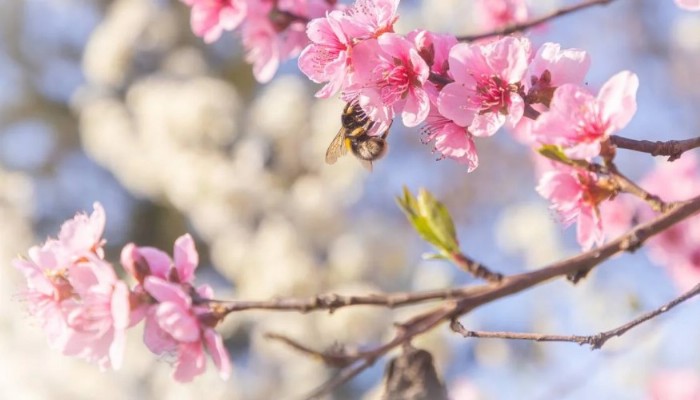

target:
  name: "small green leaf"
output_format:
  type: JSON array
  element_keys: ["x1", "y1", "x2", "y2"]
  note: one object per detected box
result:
[
  {"x1": 538, "y1": 144, "x2": 572, "y2": 165},
  {"x1": 396, "y1": 187, "x2": 443, "y2": 248},
  {"x1": 417, "y1": 189, "x2": 459, "y2": 253},
  {"x1": 537, "y1": 145, "x2": 591, "y2": 169},
  {"x1": 396, "y1": 187, "x2": 460, "y2": 255}
]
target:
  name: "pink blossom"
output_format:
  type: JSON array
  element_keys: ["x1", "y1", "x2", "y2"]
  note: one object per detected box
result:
[
  {"x1": 423, "y1": 106, "x2": 478, "y2": 170},
  {"x1": 57, "y1": 202, "x2": 106, "y2": 259},
  {"x1": 532, "y1": 71, "x2": 639, "y2": 159},
  {"x1": 649, "y1": 370, "x2": 700, "y2": 400},
  {"x1": 527, "y1": 42, "x2": 590, "y2": 90},
  {"x1": 121, "y1": 233, "x2": 200, "y2": 285},
  {"x1": 437, "y1": 36, "x2": 531, "y2": 137},
  {"x1": 121, "y1": 233, "x2": 201, "y2": 327},
  {"x1": 342, "y1": 0, "x2": 399, "y2": 40},
  {"x1": 13, "y1": 204, "x2": 129, "y2": 370},
  {"x1": 13, "y1": 240, "x2": 74, "y2": 350},
  {"x1": 675, "y1": 0, "x2": 700, "y2": 11},
  {"x1": 640, "y1": 153, "x2": 700, "y2": 291},
  {"x1": 298, "y1": 12, "x2": 352, "y2": 98},
  {"x1": 143, "y1": 277, "x2": 231, "y2": 382},
  {"x1": 241, "y1": 1, "x2": 311, "y2": 83},
  {"x1": 13, "y1": 202, "x2": 111, "y2": 351},
  {"x1": 473, "y1": 0, "x2": 529, "y2": 31},
  {"x1": 61, "y1": 256, "x2": 130, "y2": 370},
  {"x1": 409, "y1": 30, "x2": 457, "y2": 102},
  {"x1": 536, "y1": 164, "x2": 611, "y2": 250},
  {"x1": 350, "y1": 34, "x2": 430, "y2": 127},
  {"x1": 183, "y1": 0, "x2": 247, "y2": 44},
  {"x1": 298, "y1": 0, "x2": 399, "y2": 98}
]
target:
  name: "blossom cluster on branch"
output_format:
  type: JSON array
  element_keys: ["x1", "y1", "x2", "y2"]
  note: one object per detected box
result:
[{"x1": 13, "y1": 204, "x2": 230, "y2": 382}]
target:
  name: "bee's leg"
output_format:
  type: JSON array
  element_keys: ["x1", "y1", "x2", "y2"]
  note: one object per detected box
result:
[{"x1": 379, "y1": 120, "x2": 394, "y2": 139}]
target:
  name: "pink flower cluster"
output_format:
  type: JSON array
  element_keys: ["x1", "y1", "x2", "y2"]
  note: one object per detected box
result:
[
  {"x1": 181, "y1": 0, "x2": 335, "y2": 82},
  {"x1": 13, "y1": 204, "x2": 230, "y2": 382},
  {"x1": 297, "y1": 0, "x2": 601, "y2": 171},
  {"x1": 532, "y1": 69, "x2": 639, "y2": 250}
]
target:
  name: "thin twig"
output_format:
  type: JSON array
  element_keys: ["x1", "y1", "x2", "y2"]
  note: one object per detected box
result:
[
  {"x1": 449, "y1": 252, "x2": 503, "y2": 283},
  {"x1": 264, "y1": 332, "x2": 364, "y2": 367},
  {"x1": 604, "y1": 162, "x2": 670, "y2": 213},
  {"x1": 610, "y1": 135, "x2": 700, "y2": 161},
  {"x1": 217, "y1": 286, "x2": 499, "y2": 315},
  {"x1": 304, "y1": 194, "x2": 700, "y2": 398},
  {"x1": 450, "y1": 281, "x2": 700, "y2": 349},
  {"x1": 456, "y1": 0, "x2": 617, "y2": 42}
]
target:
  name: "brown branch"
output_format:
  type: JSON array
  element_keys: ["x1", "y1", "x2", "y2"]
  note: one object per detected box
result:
[
  {"x1": 304, "y1": 194, "x2": 700, "y2": 399},
  {"x1": 602, "y1": 162, "x2": 670, "y2": 213},
  {"x1": 610, "y1": 135, "x2": 700, "y2": 161},
  {"x1": 451, "y1": 279, "x2": 700, "y2": 348},
  {"x1": 449, "y1": 252, "x2": 503, "y2": 283},
  {"x1": 217, "y1": 286, "x2": 497, "y2": 315},
  {"x1": 457, "y1": 0, "x2": 617, "y2": 42}
]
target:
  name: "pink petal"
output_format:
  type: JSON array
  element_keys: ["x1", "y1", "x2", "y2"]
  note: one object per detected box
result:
[
  {"x1": 155, "y1": 302, "x2": 201, "y2": 342},
  {"x1": 447, "y1": 43, "x2": 480, "y2": 84},
  {"x1": 144, "y1": 277, "x2": 192, "y2": 308},
  {"x1": 530, "y1": 42, "x2": 590, "y2": 87},
  {"x1": 506, "y1": 93, "x2": 525, "y2": 127},
  {"x1": 377, "y1": 33, "x2": 413, "y2": 60},
  {"x1": 203, "y1": 329, "x2": 232, "y2": 380},
  {"x1": 577, "y1": 207, "x2": 604, "y2": 250},
  {"x1": 218, "y1": 1, "x2": 246, "y2": 30},
  {"x1": 432, "y1": 123, "x2": 479, "y2": 171},
  {"x1": 470, "y1": 111, "x2": 506, "y2": 137},
  {"x1": 174, "y1": 234, "x2": 198, "y2": 283},
  {"x1": 109, "y1": 328, "x2": 126, "y2": 370},
  {"x1": 402, "y1": 87, "x2": 430, "y2": 127},
  {"x1": 111, "y1": 281, "x2": 131, "y2": 330},
  {"x1": 437, "y1": 83, "x2": 476, "y2": 127},
  {"x1": 598, "y1": 71, "x2": 638, "y2": 133},
  {"x1": 196, "y1": 284, "x2": 214, "y2": 300},
  {"x1": 173, "y1": 342, "x2": 207, "y2": 382},
  {"x1": 135, "y1": 247, "x2": 172, "y2": 279},
  {"x1": 143, "y1": 312, "x2": 177, "y2": 355},
  {"x1": 487, "y1": 36, "x2": 531, "y2": 83}
]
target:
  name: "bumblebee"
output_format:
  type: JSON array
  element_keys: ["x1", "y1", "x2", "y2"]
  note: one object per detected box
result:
[{"x1": 325, "y1": 102, "x2": 391, "y2": 170}]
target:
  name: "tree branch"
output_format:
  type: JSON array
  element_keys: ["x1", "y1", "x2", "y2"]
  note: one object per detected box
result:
[
  {"x1": 303, "y1": 194, "x2": 700, "y2": 399},
  {"x1": 449, "y1": 252, "x2": 503, "y2": 283},
  {"x1": 610, "y1": 135, "x2": 700, "y2": 161},
  {"x1": 217, "y1": 286, "x2": 497, "y2": 315},
  {"x1": 451, "y1": 280, "x2": 700, "y2": 349},
  {"x1": 456, "y1": 0, "x2": 617, "y2": 42}
]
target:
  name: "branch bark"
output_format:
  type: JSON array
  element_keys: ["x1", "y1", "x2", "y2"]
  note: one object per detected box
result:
[
  {"x1": 610, "y1": 135, "x2": 700, "y2": 161},
  {"x1": 451, "y1": 280, "x2": 700, "y2": 349},
  {"x1": 457, "y1": 0, "x2": 617, "y2": 42}
]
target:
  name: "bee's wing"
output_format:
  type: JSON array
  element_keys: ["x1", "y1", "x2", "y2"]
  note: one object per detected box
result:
[{"x1": 325, "y1": 128, "x2": 349, "y2": 165}]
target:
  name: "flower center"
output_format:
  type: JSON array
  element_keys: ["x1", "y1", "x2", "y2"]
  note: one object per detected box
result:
[
  {"x1": 575, "y1": 104, "x2": 607, "y2": 143},
  {"x1": 374, "y1": 63, "x2": 409, "y2": 105},
  {"x1": 474, "y1": 75, "x2": 512, "y2": 115}
]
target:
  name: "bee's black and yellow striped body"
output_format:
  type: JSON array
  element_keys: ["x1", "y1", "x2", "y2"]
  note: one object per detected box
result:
[{"x1": 325, "y1": 102, "x2": 391, "y2": 170}]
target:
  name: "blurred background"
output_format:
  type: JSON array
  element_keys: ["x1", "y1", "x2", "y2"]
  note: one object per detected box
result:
[{"x1": 2, "y1": 0, "x2": 700, "y2": 399}]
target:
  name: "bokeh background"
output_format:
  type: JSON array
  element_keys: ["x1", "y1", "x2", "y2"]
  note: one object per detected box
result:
[{"x1": 2, "y1": 0, "x2": 700, "y2": 399}]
